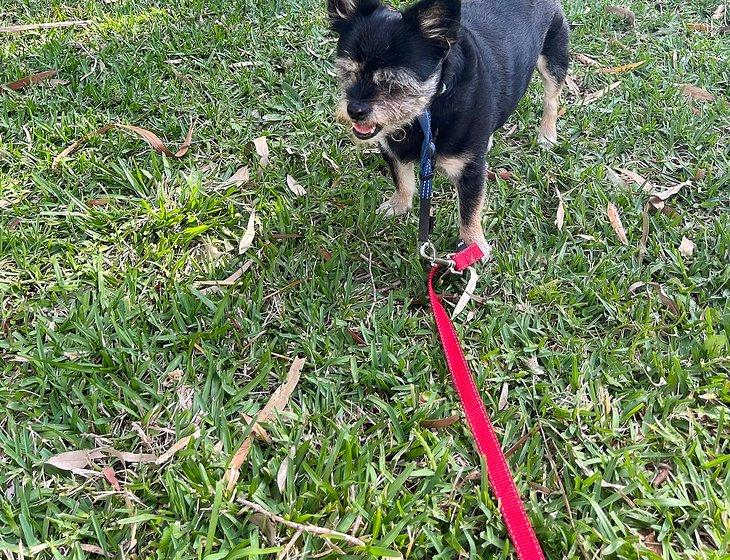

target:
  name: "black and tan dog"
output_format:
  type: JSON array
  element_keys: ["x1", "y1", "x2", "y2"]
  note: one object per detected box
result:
[{"x1": 328, "y1": 0, "x2": 569, "y2": 257}]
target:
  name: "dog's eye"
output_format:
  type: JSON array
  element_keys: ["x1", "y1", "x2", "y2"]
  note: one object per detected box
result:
[
  {"x1": 335, "y1": 58, "x2": 360, "y2": 80},
  {"x1": 372, "y1": 68, "x2": 420, "y2": 93}
]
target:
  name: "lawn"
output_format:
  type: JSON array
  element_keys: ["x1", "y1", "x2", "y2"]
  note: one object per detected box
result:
[{"x1": 1, "y1": 0, "x2": 728, "y2": 558}]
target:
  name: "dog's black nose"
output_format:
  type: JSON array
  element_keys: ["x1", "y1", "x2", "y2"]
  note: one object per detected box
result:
[{"x1": 347, "y1": 101, "x2": 371, "y2": 121}]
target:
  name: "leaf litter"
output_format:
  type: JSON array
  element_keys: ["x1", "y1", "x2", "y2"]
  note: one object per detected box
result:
[
  {"x1": 607, "y1": 203, "x2": 628, "y2": 245},
  {"x1": 224, "y1": 357, "x2": 305, "y2": 492},
  {"x1": 52, "y1": 122, "x2": 194, "y2": 169}
]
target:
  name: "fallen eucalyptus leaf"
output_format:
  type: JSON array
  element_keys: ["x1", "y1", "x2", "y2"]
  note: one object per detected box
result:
[
  {"x1": 607, "y1": 202, "x2": 628, "y2": 245},
  {"x1": 286, "y1": 175, "x2": 306, "y2": 196},
  {"x1": 253, "y1": 136, "x2": 270, "y2": 167},
  {"x1": 420, "y1": 414, "x2": 460, "y2": 429},
  {"x1": 628, "y1": 282, "x2": 679, "y2": 315},
  {"x1": 680, "y1": 84, "x2": 715, "y2": 102},
  {"x1": 239, "y1": 210, "x2": 256, "y2": 254},
  {"x1": 554, "y1": 187, "x2": 565, "y2": 230},
  {"x1": 605, "y1": 5, "x2": 636, "y2": 25},
  {"x1": 678, "y1": 236, "x2": 694, "y2": 257},
  {"x1": 6, "y1": 69, "x2": 58, "y2": 91}
]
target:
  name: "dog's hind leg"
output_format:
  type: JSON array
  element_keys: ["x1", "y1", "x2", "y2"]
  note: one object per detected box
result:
[{"x1": 537, "y1": 14, "x2": 569, "y2": 149}]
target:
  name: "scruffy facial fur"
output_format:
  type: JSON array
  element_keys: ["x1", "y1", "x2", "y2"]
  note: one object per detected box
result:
[{"x1": 327, "y1": 0, "x2": 569, "y2": 252}]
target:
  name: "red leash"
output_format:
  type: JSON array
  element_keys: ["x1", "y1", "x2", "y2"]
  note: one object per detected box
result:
[{"x1": 427, "y1": 247, "x2": 545, "y2": 560}]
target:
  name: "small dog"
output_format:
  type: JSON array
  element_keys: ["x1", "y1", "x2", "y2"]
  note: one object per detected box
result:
[{"x1": 327, "y1": 0, "x2": 569, "y2": 256}]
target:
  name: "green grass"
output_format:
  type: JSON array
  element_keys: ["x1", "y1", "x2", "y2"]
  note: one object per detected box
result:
[{"x1": 1, "y1": 0, "x2": 729, "y2": 558}]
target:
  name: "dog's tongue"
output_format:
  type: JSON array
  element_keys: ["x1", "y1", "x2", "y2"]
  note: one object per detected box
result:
[{"x1": 353, "y1": 122, "x2": 375, "y2": 135}]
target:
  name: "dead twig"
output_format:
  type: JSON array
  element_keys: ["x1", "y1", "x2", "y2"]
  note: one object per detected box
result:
[{"x1": 239, "y1": 499, "x2": 366, "y2": 548}]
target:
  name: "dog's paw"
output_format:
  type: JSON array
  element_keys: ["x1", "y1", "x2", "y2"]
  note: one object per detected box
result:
[
  {"x1": 537, "y1": 130, "x2": 558, "y2": 150},
  {"x1": 377, "y1": 196, "x2": 412, "y2": 217}
]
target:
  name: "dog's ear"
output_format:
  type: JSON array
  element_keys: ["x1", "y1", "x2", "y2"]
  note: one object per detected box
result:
[
  {"x1": 403, "y1": 0, "x2": 461, "y2": 46},
  {"x1": 328, "y1": 0, "x2": 381, "y2": 32}
]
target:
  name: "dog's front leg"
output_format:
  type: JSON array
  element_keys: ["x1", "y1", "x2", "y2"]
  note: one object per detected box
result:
[
  {"x1": 377, "y1": 147, "x2": 415, "y2": 217},
  {"x1": 456, "y1": 160, "x2": 491, "y2": 260}
]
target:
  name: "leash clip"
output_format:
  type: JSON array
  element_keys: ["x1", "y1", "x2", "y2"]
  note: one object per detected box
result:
[{"x1": 419, "y1": 242, "x2": 460, "y2": 274}]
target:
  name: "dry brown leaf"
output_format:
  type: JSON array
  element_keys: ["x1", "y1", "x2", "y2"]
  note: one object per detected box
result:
[
  {"x1": 0, "y1": 20, "x2": 91, "y2": 33},
  {"x1": 498, "y1": 382, "x2": 509, "y2": 411},
  {"x1": 8, "y1": 217, "x2": 22, "y2": 230},
  {"x1": 250, "y1": 513, "x2": 277, "y2": 544},
  {"x1": 225, "y1": 357, "x2": 305, "y2": 492},
  {"x1": 286, "y1": 175, "x2": 307, "y2": 196},
  {"x1": 48, "y1": 78, "x2": 69, "y2": 87},
  {"x1": 241, "y1": 414, "x2": 273, "y2": 444},
  {"x1": 239, "y1": 210, "x2": 256, "y2": 254},
  {"x1": 46, "y1": 447, "x2": 156, "y2": 474},
  {"x1": 487, "y1": 169, "x2": 512, "y2": 181},
  {"x1": 115, "y1": 124, "x2": 194, "y2": 157},
  {"x1": 712, "y1": 4, "x2": 725, "y2": 19},
  {"x1": 605, "y1": 5, "x2": 636, "y2": 25},
  {"x1": 600, "y1": 61, "x2": 647, "y2": 74},
  {"x1": 420, "y1": 414, "x2": 460, "y2": 429},
  {"x1": 6, "y1": 70, "x2": 58, "y2": 91},
  {"x1": 648, "y1": 180, "x2": 690, "y2": 210},
  {"x1": 554, "y1": 187, "x2": 565, "y2": 230},
  {"x1": 523, "y1": 356, "x2": 545, "y2": 376},
  {"x1": 276, "y1": 456, "x2": 289, "y2": 493},
  {"x1": 346, "y1": 327, "x2": 366, "y2": 345},
  {"x1": 651, "y1": 464, "x2": 672, "y2": 487},
  {"x1": 573, "y1": 53, "x2": 599, "y2": 67},
  {"x1": 639, "y1": 529, "x2": 662, "y2": 555},
  {"x1": 577, "y1": 234, "x2": 596, "y2": 241},
  {"x1": 680, "y1": 84, "x2": 715, "y2": 102},
  {"x1": 223, "y1": 166, "x2": 250, "y2": 186},
  {"x1": 253, "y1": 136, "x2": 270, "y2": 167},
  {"x1": 615, "y1": 167, "x2": 655, "y2": 192},
  {"x1": 155, "y1": 429, "x2": 200, "y2": 465},
  {"x1": 79, "y1": 544, "x2": 110, "y2": 557},
  {"x1": 687, "y1": 22, "x2": 712, "y2": 32},
  {"x1": 607, "y1": 203, "x2": 628, "y2": 245},
  {"x1": 52, "y1": 122, "x2": 194, "y2": 169},
  {"x1": 87, "y1": 198, "x2": 110, "y2": 207},
  {"x1": 98, "y1": 448, "x2": 157, "y2": 463},
  {"x1": 629, "y1": 282, "x2": 679, "y2": 315},
  {"x1": 583, "y1": 81, "x2": 622, "y2": 105},
  {"x1": 678, "y1": 236, "x2": 695, "y2": 257},
  {"x1": 564, "y1": 74, "x2": 581, "y2": 96},
  {"x1": 452, "y1": 267, "x2": 479, "y2": 319},
  {"x1": 605, "y1": 167, "x2": 624, "y2": 188},
  {"x1": 102, "y1": 466, "x2": 122, "y2": 491},
  {"x1": 198, "y1": 260, "x2": 253, "y2": 293},
  {"x1": 322, "y1": 151, "x2": 340, "y2": 171},
  {"x1": 46, "y1": 450, "x2": 105, "y2": 472}
]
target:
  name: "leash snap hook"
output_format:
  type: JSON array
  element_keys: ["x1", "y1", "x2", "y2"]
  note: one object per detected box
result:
[{"x1": 419, "y1": 242, "x2": 458, "y2": 273}]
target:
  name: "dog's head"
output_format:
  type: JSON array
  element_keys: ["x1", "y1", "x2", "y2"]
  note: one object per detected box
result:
[{"x1": 328, "y1": 0, "x2": 460, "y2": 142}]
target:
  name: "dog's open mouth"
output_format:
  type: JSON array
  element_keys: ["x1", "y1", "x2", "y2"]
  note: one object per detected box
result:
[{"x1": 352, "y1": 121, "x2": 382, "y2": 140}]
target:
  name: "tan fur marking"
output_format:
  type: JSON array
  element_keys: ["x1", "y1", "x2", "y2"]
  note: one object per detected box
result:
[
  {"x1": 437, "y1": 154, "x2": 470, "y2": 181},
  {"x1": 419, "y1": 6, "x2": 446, "y2": 41},
  {"x1": 536, "y1": 55, "x2": 562, "y2": 148},
  {"x1": 331, "y1": 0, "x2": 357, "y2": 20}
]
